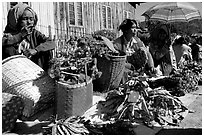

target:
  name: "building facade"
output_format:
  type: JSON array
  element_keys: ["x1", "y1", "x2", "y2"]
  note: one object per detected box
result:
[{"x1": 2, "y1": 2, "x2": 141, "y2": 53}]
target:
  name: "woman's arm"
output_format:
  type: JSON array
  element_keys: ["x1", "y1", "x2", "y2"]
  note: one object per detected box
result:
[
  {"x1": 2, "y1": 25, "x2": 34, "y2": 46},
  {"x1": 34, "y1": 30, "x2": 56, "y2": 52}
]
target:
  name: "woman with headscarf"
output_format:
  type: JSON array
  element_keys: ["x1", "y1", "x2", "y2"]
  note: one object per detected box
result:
[
  {"x1": 113, "y1": 19, "x2": 155, "y2": 76},
  {"x1": 149, "y1": 23, "x2": 177, "y2": 76},
  {"x1": 188, "y1": 34, "x2": 202, "y2": 64},
  {"x1": 2, "y1": 3, "x2": 55, "y2": 72},
  {"x1": 172, "y1": 35, "x2": 192, "y2": 67}
]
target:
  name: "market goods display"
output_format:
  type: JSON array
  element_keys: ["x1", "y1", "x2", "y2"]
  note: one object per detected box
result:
[
  {"x1": 147, "y1": 61, "x2": 201, "y2": 96},
  {"x1": 49, "y1": 36, "x2": 104, "y2": 84},
  {"x1": 44, "y1": 74, "x2": 190, "y2": 135},
  {"x1": 51, "y1": 35, "x2": 126, "y2": 93},
  {"x1": 93, "y1": 29, "x2": 117, "y2": 41},
  {"x1": 146, "y1": 89, "x2": 188, "y2": 126},
  {"x1": 127, "y1": 47, "x2": 148, "y2": 71},
  {"x1": 50, "y1": 37, "x2": 104, "y2": 120},
  {"x1": 3, "y1": 31, "x2": 200, "y2": 134},
  {"x1": 50, "y1": 116, "x2": 89, "y2": 135},
  {"x1": 2, "y1": 55, "x2": 56, "y2": 117},
  {"x1": 94, "y1": 77, "x2": 188, "y2": 127},
  {"x1": 42, "y1": 43, "x2": 201, "y2": 134}
]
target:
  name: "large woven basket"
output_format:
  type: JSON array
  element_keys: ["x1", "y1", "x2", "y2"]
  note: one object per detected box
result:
[
  {"x1": 2, "y1": 55, "x2": 56, "y2": 117},
  {"x1": 56, "y1": 78, "x2": 93, "y2": 120},
  {"x1": 94, "y1": 54, "x2": 126, "y2": 92}
]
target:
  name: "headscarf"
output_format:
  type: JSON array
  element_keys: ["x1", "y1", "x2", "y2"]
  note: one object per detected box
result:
[
  {"x1": 150, "y1": 23, "x2": 170, "y2": 41},
  {"x1": 4, "y1": 3, "x2": 38, "y2": 33}
]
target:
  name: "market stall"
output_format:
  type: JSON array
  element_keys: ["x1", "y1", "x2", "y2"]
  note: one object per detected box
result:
[{"x1": 2, "y1": 32, "x2": 202, "y2": 135}]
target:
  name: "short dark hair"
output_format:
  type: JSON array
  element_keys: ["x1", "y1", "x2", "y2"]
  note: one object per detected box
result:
[
  {"x1": 176, "y1": 36, "x2": 186, "y2": 44},
  {"x1": 118, "y1": 19, "x2": 139, "y2": 32}
]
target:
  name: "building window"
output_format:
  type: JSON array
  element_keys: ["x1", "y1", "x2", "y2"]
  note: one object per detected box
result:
[
  {"x1": 124, "y1": 10, "x2": 131, "y2": 19},
  {"x1": 77, "y1": 2, "x2": 83, "y2": 26},
  {"x1": 102, "y1": 5, "x2": 112, "y2": 29},
  {"x1": 59, "y1": 2, "x2": 65, "y2": 21},
  {"x1": 102, "y1": 6, "x2": 107, "y2": 28},
  {"x1": 68, "y1": 2, "x2": 83, "y2": 26},
  {"x1": 69, "y1": 2, "x2": 75, "y2": 25},
  {"x1": 107, "y1": 7, "x2": 112, "y2": 29}
]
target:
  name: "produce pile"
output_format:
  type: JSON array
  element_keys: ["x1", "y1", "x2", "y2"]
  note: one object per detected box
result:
[
  {"x1": 45, "y1": 31, "x2": 201, "y2": 134},
  {"x1": 43, "y1": 73, "x2": 189, "y2": 135},
  {"x1": 147, "y1": 61, "x2": 202, "y2": 96},
  {"x1": 49, "y1": 34, "x2": 121, "y2": 84},
  {"x1": 127, "y1": 47, "x2": 148, "y2": 71},
  {"x1": 93, "y1": 29, "x2": 117, "y2": 41}
]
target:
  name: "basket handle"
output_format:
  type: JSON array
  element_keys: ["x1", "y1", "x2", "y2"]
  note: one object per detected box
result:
[
  {"x1": 84, "y1": 62, "x2": 88, "y2": 85},
  {"x1": 104, "y1": 54, "x2": 111, "y2": 60},
  {"x1": 60, "y1": 71, "x2": 80, "y2": 77},
  {"x1": 61, "y1": 62, "x2": 89, "y2": 85}
]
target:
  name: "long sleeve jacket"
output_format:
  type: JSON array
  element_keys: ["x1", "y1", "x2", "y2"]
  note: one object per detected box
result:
[{"x1": 2, "y1": 29, "x2": 56, "y2": 71}]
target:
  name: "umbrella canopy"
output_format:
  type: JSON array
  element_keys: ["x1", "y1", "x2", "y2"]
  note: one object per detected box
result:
[{"x1": 142, "y1": 2, "x2": 201, "y2": 23}]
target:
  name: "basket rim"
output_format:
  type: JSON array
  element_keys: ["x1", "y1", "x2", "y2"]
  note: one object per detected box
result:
[
  {"x1": 2, "y1": 73, "x2": 48, "y2": 93},
  {"x1": 57, "y1": 78, "x2": 92, "y2": 89},
  {"x1": 106, "y1": 53, "x2": 126, "y2": 57},
  {"x1": 2, "y1": 55, "x2": 27, "y2": 64}
]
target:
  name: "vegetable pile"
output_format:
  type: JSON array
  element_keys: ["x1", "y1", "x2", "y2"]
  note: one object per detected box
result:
[
  {"x1": 44, "y1": 73, "x2": 190, "y2": 135},
  {"x1": 45, "y1": 31, "x2": 201, "y2": 134},
  {"x1": 49, "y1": 33, "x2": 124, "y2": 85},
  {"x1": 147, "y1": 61, "x2": 202, "y2": 96}
]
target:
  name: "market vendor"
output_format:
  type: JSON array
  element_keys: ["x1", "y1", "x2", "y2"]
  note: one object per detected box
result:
[
  {"x1": 113, "y1": 19, "x2": 155, "y2": 82},
  {"x1": 172, "y1": 35, "x2": 192, "y2": 67},
  {"x1": 2, "y1": 3, "x2": 55, "y2": 72},
  {"x1": 188, "y1": 34, "x2": 202, "y2": 64},
  {"x1": 149, "y1": 23, "x2": 177, "y2": 76}
]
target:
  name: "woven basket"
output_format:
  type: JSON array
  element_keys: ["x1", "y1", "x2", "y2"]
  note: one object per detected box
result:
[
  {"x1": 2, "y1": 55, "x2": 56, "y2": 117},
  {"x1": 94, "y1": 54, "x2": 126, "y2": 92},
  {"x1": 56, "y1": 78, "x2": 93, "y2": 119}
]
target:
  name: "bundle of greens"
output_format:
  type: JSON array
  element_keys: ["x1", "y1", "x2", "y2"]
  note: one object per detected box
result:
[
  {"x1": 147, "y1": 61, "x2": 201, "y2": 96},
  {"x1": 50, "y1": 34, "x2": 125, "y2": 84}
]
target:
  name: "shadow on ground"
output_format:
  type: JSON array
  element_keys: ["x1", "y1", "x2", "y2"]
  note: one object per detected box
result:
[{"x1": 156, "y1": 128, "x2": 202, "y2": 135}]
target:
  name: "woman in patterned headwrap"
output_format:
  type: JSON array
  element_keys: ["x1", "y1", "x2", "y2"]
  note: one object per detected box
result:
[
  {"x1": 2, "y1": 3, "x2": 55, "y2": 72},
  {"x1": 149, "y1": 23, "x2": 177, "y2": 76}
]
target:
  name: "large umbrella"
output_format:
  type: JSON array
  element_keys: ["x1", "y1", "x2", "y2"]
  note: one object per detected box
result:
[{"x1": 142, "y1": 2, "x2": 201, "y2": 23}]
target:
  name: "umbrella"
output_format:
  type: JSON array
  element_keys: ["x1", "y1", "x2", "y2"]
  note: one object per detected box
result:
[{"x1": 142, "y1": 2, "x2": 201, "y2": 23}]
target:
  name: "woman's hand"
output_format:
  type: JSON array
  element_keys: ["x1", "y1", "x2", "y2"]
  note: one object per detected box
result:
[
  {"x1": 21, "y1": 25, "x2": 34, "y2": 37},
  {"x1": 23, "y1": 49, "x2": 37, "y2": 58}
]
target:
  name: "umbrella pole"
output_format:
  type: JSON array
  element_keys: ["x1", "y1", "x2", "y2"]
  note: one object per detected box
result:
[
  {"x1": 169, "y1": 23, "x2": 172, "y2": 42},
  {"x1": 187, "y1": 23, "x2": 189, "y2": 35}
]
